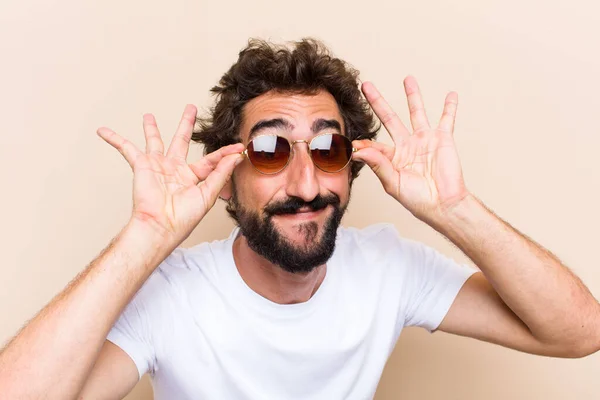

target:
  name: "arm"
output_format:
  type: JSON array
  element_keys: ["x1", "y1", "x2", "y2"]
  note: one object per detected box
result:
[
  {"x1": 353, "y1": 76, "x2": 600, "y2": 358},
  {"x1": 78, "y1": 341, "x2": 141, "y2": 399},
  {"x1": 0, "y1": 105, "x2": 244, "y2": 398},
  {"x1": 0, "y1": 220, "x2": 171, "y2": 399},
  {"x1": 435, "y1": 194, "x2": 600, "y2": 358}
]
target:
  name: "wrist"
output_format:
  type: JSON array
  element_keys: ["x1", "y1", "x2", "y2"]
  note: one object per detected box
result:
[
  {"x1": 429, "y1": 192, "x2": 484, "y2": 236},
  {"x1": 120, "y1": 217, "x2": 178, "y2": 259}
]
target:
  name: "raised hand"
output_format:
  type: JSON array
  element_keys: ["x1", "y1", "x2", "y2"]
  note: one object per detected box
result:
[
  {"x1": 97, "y1": 104, "x2": 244, "y2": 243},
  {"x1": 352, "y1": 76, "x2": 470, "y2": 224}
]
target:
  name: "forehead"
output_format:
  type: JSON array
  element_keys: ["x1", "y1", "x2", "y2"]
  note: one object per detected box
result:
[{"x1": 240, "y1": 90, "x2": 344, "y2": 140}]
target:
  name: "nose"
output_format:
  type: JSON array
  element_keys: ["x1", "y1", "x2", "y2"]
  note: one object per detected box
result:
[{"x1": 285, "y1": 141, "x2": 320, "y2": 202}]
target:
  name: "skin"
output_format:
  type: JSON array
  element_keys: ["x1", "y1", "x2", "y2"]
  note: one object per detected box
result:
[
  {"x1": 0, "y1": 105, "x2": 245, "y2": 399},
  {"x1": 228, "y1": 90, "x2": 352, "y2": 304},
  {"x1": 0, "y1": 77, "x2": 599, "y2": 400},
  {"x1": 353, "y1": 77, "x2": 600, "y2": 357}
]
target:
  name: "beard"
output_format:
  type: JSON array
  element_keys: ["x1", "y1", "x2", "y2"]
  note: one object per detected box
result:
[{"x1": 229, "y1": 191, "x2": 347, "y2": 274}]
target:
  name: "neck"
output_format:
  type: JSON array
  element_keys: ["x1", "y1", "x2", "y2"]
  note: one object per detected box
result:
[{"x1": 232, "y1": 233, "x2": 327, "y2": 304}]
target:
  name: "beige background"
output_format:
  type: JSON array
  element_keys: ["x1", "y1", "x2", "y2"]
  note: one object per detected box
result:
[{"x1": 1, "y1": 0, "x2": 599, "y2": 398}]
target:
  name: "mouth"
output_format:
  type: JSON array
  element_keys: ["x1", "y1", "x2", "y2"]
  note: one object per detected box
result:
[{"x1": 274, "y1": 206, "x2": 329, "y2": 221}]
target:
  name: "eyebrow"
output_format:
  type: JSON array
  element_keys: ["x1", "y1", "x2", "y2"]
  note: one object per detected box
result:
[
  {"x1": 312, "y1": 118, "x2": 342, "y2": 134},
  {"x1": 248, "y1": 118, "x2": 293, "y2": 141},
  {"x1": 248, "y1": 117, "x2": 343, "y2": 142}
]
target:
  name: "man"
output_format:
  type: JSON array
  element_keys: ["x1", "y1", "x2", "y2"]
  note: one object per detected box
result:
[{"x1": 0, "y1": 38, "x2": 599, "y2": 399}]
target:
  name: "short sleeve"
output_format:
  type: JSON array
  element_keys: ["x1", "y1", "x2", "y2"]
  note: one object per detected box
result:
[
  {"x1": 106, "y1": 266, "x2": 173, "y2": 379},
  {"x1": 397, "y1": 234, "x2": 477, "y2": 332},
  {"x1": 107, "y1": 294, "x2": 155, "y2": 379}
]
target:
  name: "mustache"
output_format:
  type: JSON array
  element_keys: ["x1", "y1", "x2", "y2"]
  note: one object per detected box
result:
[{"x1": 264, "y1": 193, "x2": 341, "y2": 216}]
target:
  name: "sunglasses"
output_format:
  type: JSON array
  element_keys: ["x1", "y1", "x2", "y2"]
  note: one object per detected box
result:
[{"x1": 241, "y1": 133, "x2": 356, "y2": 175}]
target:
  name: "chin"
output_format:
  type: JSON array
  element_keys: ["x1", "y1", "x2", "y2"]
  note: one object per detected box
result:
[
  {"x1": 276, "y1": 220, "x2": 322, "y2": 247},
  {"x1": 235, "y1": 198, "x2": 344, "y2": 274}
]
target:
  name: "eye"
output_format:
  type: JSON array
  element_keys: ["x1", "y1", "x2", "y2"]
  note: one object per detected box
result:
[{"x1": 310, "y1": 133, "x2": 334, "y2": 151}]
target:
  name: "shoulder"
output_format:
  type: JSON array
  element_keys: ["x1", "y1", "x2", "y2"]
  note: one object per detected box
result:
[
  {"x1": 335, "y1": 223, "x2": 450, "y2": 268},
  {"x1": 334, "y1": 223, "x2": 404, "y2": 270},
  {"x1": 336, "y1": 223, "x2": 420, "y2": 254},
  {"x1": 132, "y1": 233, "x2": 235, "y2": 305},
  {"x1": 336, "y1": 223, "x2": 397, "y2": 245},
  {"x1": 160, "y1": 233, "x2": 233, "y2": 278}
]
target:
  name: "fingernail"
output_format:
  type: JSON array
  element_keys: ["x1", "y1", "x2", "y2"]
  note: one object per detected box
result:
[{"x1": 184, "y1": 104, "x2": 197, "y2": 116}]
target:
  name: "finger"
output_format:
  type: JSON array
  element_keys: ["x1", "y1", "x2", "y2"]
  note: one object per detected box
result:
[
  {"x1": 198, "y1": 153, "x2": 244, "y2": 208},
  {"x1": 438, "y1": 91, "x2": 459, "y2": 135},
  {"x1": 352, "y1": 147, "x2": 398, "y2": 195},
  {"x1": 143, "y1": 113, "x2": 164, "y2": 155},
  {"x1": 166, "y1": 104, "x2": 197, "y2": 161},
  {"x1": 97, "y1": 127, "x2": 143, "y2": 168},
  {"x1": 352, "y1": 139, "x2": 395, "y2": 160},
  {"x1": 403, "y1": 75, "x2": 430, "y2": 133},
  {"x1": 361, "y1": 81, "x2": 411, "y2": 144},
  {"x1": 189, "y1": 143, "x2": 245, "y2": 181}
]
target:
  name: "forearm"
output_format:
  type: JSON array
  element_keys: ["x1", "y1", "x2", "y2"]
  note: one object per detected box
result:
[
  {"x1": 0, "y1": 219, "x2": 174, "y2": 398},
  {"x1": 433, "y1": 194, "x2": 600, "y2": 352}
]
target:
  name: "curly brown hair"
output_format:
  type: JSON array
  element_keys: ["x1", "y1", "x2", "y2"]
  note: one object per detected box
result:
[{"x1": 192, "y1": 38, "x2": 379, "y2": 181}]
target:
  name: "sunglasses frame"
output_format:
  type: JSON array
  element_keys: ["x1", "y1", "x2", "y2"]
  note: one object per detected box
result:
[{"x1": 241, "y1": 132, "x2": 357, "y2": 175}]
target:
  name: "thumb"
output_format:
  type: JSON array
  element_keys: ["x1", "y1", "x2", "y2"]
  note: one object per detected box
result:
[
  {"x1": 198, "y1": 153, "x2": 243, "y2": 209},
  {"x1": 352, "y1": 147, "x2": 397, "y2": 194}
]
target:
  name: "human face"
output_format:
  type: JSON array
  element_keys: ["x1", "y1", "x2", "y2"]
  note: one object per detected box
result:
[{"x1": 228, "y1": 90, "x2": 352, "y2": 270}]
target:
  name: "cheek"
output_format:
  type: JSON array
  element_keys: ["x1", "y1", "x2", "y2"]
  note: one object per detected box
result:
[
  {"x1": 234, "y1": 168, "x2": 285, "y2": 209},
  {"x1": 235, "y1": 164, "x2": 351, "y2": 207},
  {"x1": 320, "y1": 173, "x2": 351, "y2": 203}
]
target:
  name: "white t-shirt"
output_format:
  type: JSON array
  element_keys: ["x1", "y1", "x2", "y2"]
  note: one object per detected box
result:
[{"x1": 107, "y1": 223, "x2": 476, "y2": 400}]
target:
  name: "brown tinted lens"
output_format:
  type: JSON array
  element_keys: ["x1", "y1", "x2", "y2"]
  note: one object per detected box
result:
[
  {"x1": 247, "y1": 135, "x2": 291, "y2": 174},
  {"x1": 310, "y1": 134, "x2": 353, "y2": 172}
]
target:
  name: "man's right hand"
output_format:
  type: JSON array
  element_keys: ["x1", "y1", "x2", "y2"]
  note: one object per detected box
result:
[
  {"x1": 97, "y1": 104, "x2": 244, "y2": 245},
  {"x1": 0, "y1": 104, "x2": 243, "y2": 399}
]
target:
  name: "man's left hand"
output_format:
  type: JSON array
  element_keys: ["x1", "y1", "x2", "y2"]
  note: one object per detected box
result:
[{"x1": 352, "y1": 76, "x2": 470, "y2": 224}]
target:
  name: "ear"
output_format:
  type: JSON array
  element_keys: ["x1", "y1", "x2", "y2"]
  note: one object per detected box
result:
[{"x1": 219, "y1": 179, "x2": 233, "y2": 201}]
